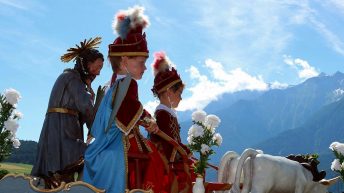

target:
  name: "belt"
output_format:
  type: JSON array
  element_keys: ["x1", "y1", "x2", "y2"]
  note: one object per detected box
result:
[{"x1": 47, "y1": 108, "x2": 79, "y2": 116}]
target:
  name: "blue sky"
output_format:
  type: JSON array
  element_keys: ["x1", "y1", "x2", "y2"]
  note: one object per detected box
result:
[{"x1": 1, "y1": 0, "x2": 344, "y2": 141}]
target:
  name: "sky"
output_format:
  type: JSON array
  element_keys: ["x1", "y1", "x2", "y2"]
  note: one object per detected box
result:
[{"x1": 1, "y1": 0, "x2": 344, "y2": 141}]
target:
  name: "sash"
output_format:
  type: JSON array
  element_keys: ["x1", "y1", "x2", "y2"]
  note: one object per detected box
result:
[{"x1": 105, "y1": 74, "x2": 132, "y2": 133}]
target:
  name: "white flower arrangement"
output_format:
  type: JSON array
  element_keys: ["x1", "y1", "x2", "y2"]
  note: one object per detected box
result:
[
  {"x1": 187, "y1": 110, "x2": 222, "y2": 175},
  {"x1": 213, "y1": 133, "x2": 223, "y2": 146},
  {"x1": 4, "y1": 119, "x2": 19, "y2": 134},
  {"x1": 329, "y1": 141, "x2": 344, "y2": 182},
  {"x1": 205, "y1": 114, "x2": 221, "y2": 129},
  {"x1": 331, "y1": 159, "x2": 341, "y2": 171},
  {"x1": 192, "y1": 110, "x2": 206, "y2": 124},
  {"x1": 0, "y1": 88, "x2": 22, "y2": 162}
]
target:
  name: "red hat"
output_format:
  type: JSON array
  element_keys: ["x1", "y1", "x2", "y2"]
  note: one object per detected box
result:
[
  {"x1": 109, "y1": 6, "x2": 149, "y2": 57},
  {"x1": 152, "y1": 51, "x2": 183, "y2": 95}
]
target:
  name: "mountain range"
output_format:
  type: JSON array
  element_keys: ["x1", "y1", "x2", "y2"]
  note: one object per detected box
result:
[{"x1": 181, "y1": 72, "x2": 344, "y2": 155}]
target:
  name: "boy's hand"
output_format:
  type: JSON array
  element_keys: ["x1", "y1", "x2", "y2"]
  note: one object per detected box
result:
[{"x1": 146, "y1": 121, "x2": 159, "y2": 134}]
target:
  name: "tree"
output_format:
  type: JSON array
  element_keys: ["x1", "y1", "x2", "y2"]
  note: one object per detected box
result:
[{"x1": 0, "y1": 88, "x2": 22, "y2": 162}]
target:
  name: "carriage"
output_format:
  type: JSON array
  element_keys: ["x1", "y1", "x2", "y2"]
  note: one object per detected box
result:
[{"x1": 0, "y1": 129, "x2": 232, "y2": 193}]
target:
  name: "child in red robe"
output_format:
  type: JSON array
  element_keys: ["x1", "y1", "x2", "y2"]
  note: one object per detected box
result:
[
  {"x1": 150, "y1": 51, "x2": 195, "y2": 193},
  {"x1": 83, "y1": 6, "x2": 165, "y2": 193}
]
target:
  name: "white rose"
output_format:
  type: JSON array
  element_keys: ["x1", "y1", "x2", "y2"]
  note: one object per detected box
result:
[
  {"x1": 4, "y1": 119, "x2": 19, "y2": 134},
  {"x1": 192, "y1": 125, "x2": 204, "y2": 138},
  {"x1": 201, "y1": 144, "x2": 210, "y2": 155},
  {"x1": 12, "y1": 138, "x2": 21, "y2": 148},
  {"x1": 192, "y1": 110, "x2": 206, "y2": 124},
  {"x1": 330, "y1": 141, "x2": 339, "y2": 151},
  {"x1": 187, "y1": 136, "x2": 194, "y2": 145},
  {"x1": 205, "y1": 114, "x2": 221, "y2": 128},
  {"x1": 335, "y1": 143, "x2": 344, "y2": 155},
  {"x1": 213, "y1": 133, "x2": 223, "y2": 146},
  {"x1": 4, "y1": 88, "x2": 21, "y2": 105},
  {"x1": 188, "y1": 125, "x2": 195, "y2": 136},
  {"x1": 14, "y1": 110, "x2": 23, "y2": 119},
  {"x1": 331, "y1": 159, "x2": 341, "y2": 171},
  {"x1": 8, "y1": 132, "x2": 16, "y2": 140},
  {"x1": 341, "y1": 162, "x2": 344, "y2": 170}
]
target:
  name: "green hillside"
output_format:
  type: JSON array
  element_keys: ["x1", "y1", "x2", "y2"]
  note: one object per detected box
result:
[{"x1": 0, "y1": 162, "x2": 32, "y2": 174}]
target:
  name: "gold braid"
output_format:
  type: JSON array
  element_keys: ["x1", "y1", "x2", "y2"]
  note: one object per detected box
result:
[{"x1": 60, "y1": 37, "x2": 102, "y2": 63}]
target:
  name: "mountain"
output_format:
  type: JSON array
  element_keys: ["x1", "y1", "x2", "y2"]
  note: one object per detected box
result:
[
  {"x1": 5, "y1": 140, "x2": 37, "y2": 165},
  {"x1": 180, "y1": 72, "x2": 344, "y2": 153},
  {"x1": 204, "y1": 90, "x2": 264, "y2": 114},
  {"x1": 177, "y1": 90, "x2": 264, "y2": 122},
  {"x1": 255, "y1": 95, "x2": 344, "y2": 156},
  {"x1": 254, "y1": 96, "x2": 344, "y2": 192}
]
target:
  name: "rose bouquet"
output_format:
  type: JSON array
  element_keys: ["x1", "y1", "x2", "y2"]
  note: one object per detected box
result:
[{"x1": 187, "y1": 110, "x2": 222, "y2": 176}]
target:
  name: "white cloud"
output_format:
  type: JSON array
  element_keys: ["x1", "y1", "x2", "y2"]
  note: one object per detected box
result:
[
  {"x1": 0, "y1": 0, "x2": 46, "y2": 13},
  {"x1": 308, "y1": 16, "x2": 344, "y2": 55},
  {"x1": 0, "y1": 0, "x2": 27, "y2": 10},
  {"x1": 188, "y1": 0, "x2": 344, "y2": 78},
  {"x1": 144, "y1": 59, "x2": 271, "y2": 112},
  {"x1": 177, "y1": 59, "x2": 268, "y2": 111},
  {"x1": 327, "y1": 0, "x2": 344, "y2": 15},
  {"x1": 270, "y1": 81, "x2": 289, "y2": 89},
  {"x1": 283, "y1": 55, "x2": 319, "y2": 79},
  {"x1": 143, "y1": 100, "x2": 159, "y2": 115},
  {"x1": 190, "y1": 0, "x2": 306, "y2": 69}
]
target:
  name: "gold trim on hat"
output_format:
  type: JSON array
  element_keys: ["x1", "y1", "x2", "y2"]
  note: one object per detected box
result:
[
  {"x1": 109, "y1": 52, "x2": 149, "y2": 57},
  {"x1": 157, "y1": 79, "x2": 182, "y2": 94},
  {"x1": 109, "y1": 38, "x2": 143, "y2": 47}
]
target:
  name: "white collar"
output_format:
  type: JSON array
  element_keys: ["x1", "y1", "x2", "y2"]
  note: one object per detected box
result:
[
  {"x1": 116, "y1": 74, "x2": 127, "y2": 80},
  {"x1": 155, "y1": 104, "x2": 177, "y2": 118}
]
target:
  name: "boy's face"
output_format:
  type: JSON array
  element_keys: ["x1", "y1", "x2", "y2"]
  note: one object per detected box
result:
[
  {"x1": 167, "y1": 86, "x2": 183, "y2": 108},
  {"x1": 123, "y1": 56, "x2": 147, "y2": 80}
]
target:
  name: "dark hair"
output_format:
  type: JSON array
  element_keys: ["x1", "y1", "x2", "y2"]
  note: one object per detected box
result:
[
  {"x1": 170, "y1": 81, "x2": 184, "y2": 93},
  {"x1": 154, "y1": 81, "x2": 185, "y2": 98},
  {"x1": 74, "y1": 49, "x2": 104, "y2": 81}
]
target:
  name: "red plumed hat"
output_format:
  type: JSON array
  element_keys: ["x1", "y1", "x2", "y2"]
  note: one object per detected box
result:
[
  {"x1": 108, "y1": 6, "x2": 149, "y2": 57},
  {"x1": 152, "y1": 51, "x2": 183, "y2": 95}
]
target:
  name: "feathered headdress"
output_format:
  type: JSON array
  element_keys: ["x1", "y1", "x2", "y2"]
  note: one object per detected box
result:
[
  {"x1": 151, "y1": 51, "x2": 182, "y2": 95},
  {"x1": 152, "y1": 51, "x2": 174, "y2": 76},
  {"x1": 108, "y1": 6, "x2": 150, "y2": 57},
  {"x1": 61, "y1": 37, "x2": 102, "y2": 63},
  {"x1": 112, "y1": 6, "x2": 150, "y2": 39}
]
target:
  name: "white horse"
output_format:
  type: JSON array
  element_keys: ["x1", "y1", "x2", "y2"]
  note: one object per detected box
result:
[
  {"x1": 217, "y1": 151, "x2": 240, "y2": 189},
  {"x1": 218, "y1": 149, "x2": 339, "y2": 193}
]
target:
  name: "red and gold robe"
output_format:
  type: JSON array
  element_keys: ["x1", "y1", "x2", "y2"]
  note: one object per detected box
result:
[
  {"x1": 150, "y1": 104, "x2": 195, "y2": 193},
  {"x1": 114, "y1": 78, "x2": 166, "y2": 192}
]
